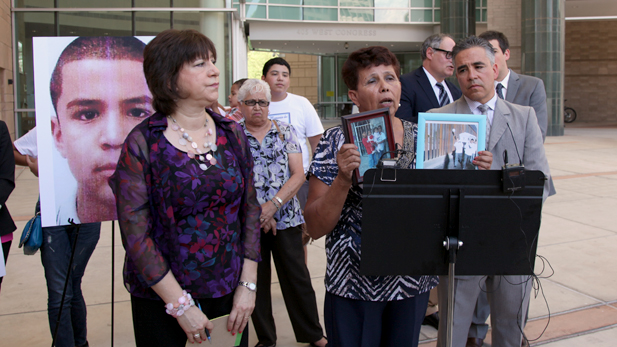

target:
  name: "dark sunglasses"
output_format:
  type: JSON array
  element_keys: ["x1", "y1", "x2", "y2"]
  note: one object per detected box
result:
[
  {"x1": 242, "y1": 99, "x2": 270, "y2": 107},
  {"x1": 433, "y1": 47, "x2": 453, "y2": 59}
]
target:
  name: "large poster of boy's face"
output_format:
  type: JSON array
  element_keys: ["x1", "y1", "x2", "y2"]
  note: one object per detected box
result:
[{"x1": 35, "y1": 37, "x2": 154, "y2": 227}]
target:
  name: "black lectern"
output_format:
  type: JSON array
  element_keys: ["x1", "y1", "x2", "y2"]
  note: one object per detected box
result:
[{"x1": 360, "y1": 168, "x2": 545, "y2": 347}]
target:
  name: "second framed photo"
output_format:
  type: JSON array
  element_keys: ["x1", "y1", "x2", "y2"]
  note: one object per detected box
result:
[
  {"x1": 416, "y1": 113, "x2": 487, "y2": 169},
  {"x1": 341, "y1": 107, "x2": 395, "y2": 185}
]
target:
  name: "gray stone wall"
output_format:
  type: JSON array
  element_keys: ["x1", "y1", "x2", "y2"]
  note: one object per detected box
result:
[{"x1": 486, "y1": 0, "x2": 522, "y2": 73}]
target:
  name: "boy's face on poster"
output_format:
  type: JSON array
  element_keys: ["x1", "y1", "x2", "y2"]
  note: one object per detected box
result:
[{"x1": 51, "y1": 58, "x2": 153, "y2": 204}]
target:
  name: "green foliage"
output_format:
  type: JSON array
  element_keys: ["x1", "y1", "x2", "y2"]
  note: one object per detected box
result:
[{"x1": 247, "y1": 51, "x2": 280, "y2": 79}]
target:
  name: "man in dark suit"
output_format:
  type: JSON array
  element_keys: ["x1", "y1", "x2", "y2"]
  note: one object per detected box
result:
[
  {"x1": 395, "y1": 33, "x2": 462, "y2": 123},
  {"x1": 430, "y1": 36, "x2": 552, "y2": 347},
  {"x1": 479, "y1": 30, "x2": 548, "y2": 141}
]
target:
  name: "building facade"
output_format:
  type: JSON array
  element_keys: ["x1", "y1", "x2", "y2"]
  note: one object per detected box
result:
[
  {"x1": 10, "y1": 0, "x2": 250, "y2": 138},
  {"x1": 5, "y1": 1, "x2": 616, "y2": 139}
]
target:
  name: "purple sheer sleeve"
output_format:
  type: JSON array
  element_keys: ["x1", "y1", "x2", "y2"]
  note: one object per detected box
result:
[
  {"x1": 111, "y1": 129, "x2": 170, "y2": 289},
  {"x1": 229, "y1": 122, "x2": 261, "y2": 262}
]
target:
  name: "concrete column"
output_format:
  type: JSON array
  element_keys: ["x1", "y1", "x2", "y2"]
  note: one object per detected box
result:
[
  {"x1": 201, "y1": 0, "x2": 228, "y2": 107},
  {"x1": 441, "y1": 0, "x2": 476, "y2": 40},
  {"x1": 521, "y1": 0, "x2": 565, "y2": 136},
  {"x1": 486, "y1": 0, "x2": 522, "y2": 72}
]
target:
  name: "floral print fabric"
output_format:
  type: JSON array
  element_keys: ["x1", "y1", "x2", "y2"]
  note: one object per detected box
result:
[
  {"x1": 110, "y1": 111, "x2": 261, "y2": 300},
  {"x1": 307, "y1": 120, "x2": 438, "y2": 302},
  {"x1": 242, "y1": 121, "x2": 305, "y2": 230}
]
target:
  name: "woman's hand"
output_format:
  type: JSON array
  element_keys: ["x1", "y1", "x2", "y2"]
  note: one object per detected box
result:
[
  {"x1": 259, "y1": 201, "x2": 277, "y2": 227},
  {"x1": 473, "y1": 150, "x2": 493, "y2": 170},
  {"x1": 336, "y1": 144, "x2": 361, "y2": 184},
  {"x1": 262, "y1": 218, "x2": 277, "y2": 236},
  {"x1": 176, "y1": 306, "x2": 214, "y2": 344},
  {"x1": 227, "y1": 285, "x2": 256, "y2": 336}
]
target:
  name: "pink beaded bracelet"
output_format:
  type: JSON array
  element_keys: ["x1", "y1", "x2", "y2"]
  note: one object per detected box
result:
[{"x1": 165, "y1": 290, "x2": 195, "y2": 318}]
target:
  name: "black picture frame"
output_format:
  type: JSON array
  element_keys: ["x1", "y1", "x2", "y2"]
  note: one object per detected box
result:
[{"x1": 341, "y1": 107, "x2": 395, "y2": 185}]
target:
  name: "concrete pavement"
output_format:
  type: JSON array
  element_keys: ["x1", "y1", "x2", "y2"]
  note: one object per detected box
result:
[{"x1": 1, "y1": 123, "x2": 616, "y2": 346}]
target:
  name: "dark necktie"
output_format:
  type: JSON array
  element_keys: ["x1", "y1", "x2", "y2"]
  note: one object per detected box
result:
[
  {"x1": 436, "y1": 82, "x2": 450, "y2": 107},
  {"x1": 496, "y1": 83, "x2": 505, "y2": 99}
]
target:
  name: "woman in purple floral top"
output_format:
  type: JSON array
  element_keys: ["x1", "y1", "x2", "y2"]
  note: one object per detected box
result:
[
  {"x1": 238, "y1": 79, "x2": 327, "y2": 347},
  {"x1": 110, "y1": 29, "x2": 261, "y2": 347}
]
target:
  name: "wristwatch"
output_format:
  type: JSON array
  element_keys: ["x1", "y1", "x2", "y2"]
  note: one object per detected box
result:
[{"x1": 238, "y1": 281, "x2": 257, "y2": 292}]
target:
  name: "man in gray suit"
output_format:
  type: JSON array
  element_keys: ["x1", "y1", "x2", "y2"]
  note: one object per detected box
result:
[
  {"x1": 479, "y1": 30, "x2": 548, "y2": 141},
  {"x1": 430, "y1": 36, "x2": 552, "y2": 347},
  {"x1": 464, "y1": 30, "x2": 552, "y2": 347}
]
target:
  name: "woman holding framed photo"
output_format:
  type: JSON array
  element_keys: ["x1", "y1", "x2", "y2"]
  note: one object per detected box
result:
[{"x1": 304, "y1": 46, "x2": 493, "y2": 347}]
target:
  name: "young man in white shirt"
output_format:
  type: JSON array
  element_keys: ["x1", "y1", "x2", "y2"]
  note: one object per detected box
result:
[
  {"x1": 262, "y1": 58, "x2": 324, "y2": 176},
  {"x1": 261, "y1": 57, "x2": 324, "y2": 240}
]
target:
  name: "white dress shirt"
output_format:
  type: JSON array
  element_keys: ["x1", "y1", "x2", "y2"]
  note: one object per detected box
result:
[
  {"x1": 495, "y1": 69, "x2": 511, "y2": 100},
  {"x1": 465, "y1": 93, "x2": 498, "y2": 125},
  {"x1": 423, "y1": 67, "x2": 454, "y2": 104}
]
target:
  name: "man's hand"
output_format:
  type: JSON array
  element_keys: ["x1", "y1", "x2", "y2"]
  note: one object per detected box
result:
[{"x1": 473, "y1": 150, "x2": 493, "y2": 170}]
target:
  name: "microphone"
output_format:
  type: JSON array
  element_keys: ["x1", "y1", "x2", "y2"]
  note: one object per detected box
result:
[
  {"x1": 502, "y1": 123, "x2": 525, "y2": 193},
  {"x1": 506, "y1": 122, "x2": 522, "y2": 164}
]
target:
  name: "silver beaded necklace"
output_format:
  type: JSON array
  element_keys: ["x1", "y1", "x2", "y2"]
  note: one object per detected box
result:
[{"x1": 168, "y1": 115, "x2": 218, "y2": 171}]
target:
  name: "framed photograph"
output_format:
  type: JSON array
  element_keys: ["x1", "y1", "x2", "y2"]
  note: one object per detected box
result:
[
  {"x1": 341, "y1": 107, "x2": 395, "y2": 185},
  {"x1": 416, "y1": 113, "x2": 487, "y2": 169}
]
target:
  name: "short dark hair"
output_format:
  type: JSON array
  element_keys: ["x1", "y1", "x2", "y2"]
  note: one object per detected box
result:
[
  {"x1": 143, "y1": 29, "x2": 217, "y2": 115},
  {"x1": 50, "y1": 36, "x2": 146, "y2": 113},
  {"x1": 452, "y1": 36, "x2": 495, "y2": 66},
  {"x1": 262, "y1": 57, "x2": 291, "y2": 77},
  {"x1": 233, "y1": 78, "x2": 248, "y2": 89},
  {"x1": 421, "y1": 33, "x2": 454, "y2": 61},
  {"x1": 341, "y1": 46, "x2": 400, "y2": 91},
  {"x1": 478, "y1": 30, "x2": 509, "y2": 53}
]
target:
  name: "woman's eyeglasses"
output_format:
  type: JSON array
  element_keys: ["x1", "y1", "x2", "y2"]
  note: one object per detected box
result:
[{"x1": 242, "y1": 99, "x2": 270, "y2": 107}]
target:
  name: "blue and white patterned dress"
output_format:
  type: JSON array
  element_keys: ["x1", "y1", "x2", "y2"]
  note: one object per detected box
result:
[
  {"x1": 308, "y1": 120, "x2": 438, "y2": 301},
  {"x1": 242, "y1": 120, "x2": 305, "y2": 230}
]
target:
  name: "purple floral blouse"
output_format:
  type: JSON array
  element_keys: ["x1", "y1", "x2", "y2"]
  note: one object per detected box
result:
[{"x1": 110, "y1": 111, "x2": 261, "y2": 300}]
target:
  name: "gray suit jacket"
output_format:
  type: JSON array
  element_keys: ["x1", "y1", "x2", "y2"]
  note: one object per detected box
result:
[
  {"x1": 429, "y1": 97, "x2": 551, "y2": 201},
  {"x1": 505, "y1": 70, "x2": 548, "y2": 141}
]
